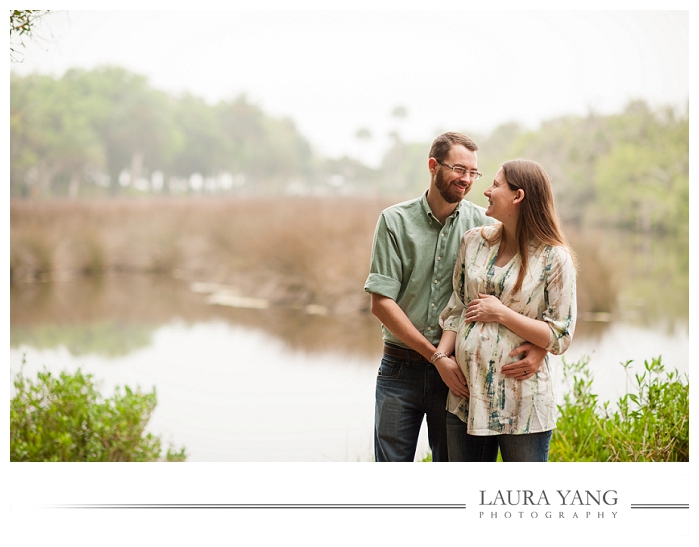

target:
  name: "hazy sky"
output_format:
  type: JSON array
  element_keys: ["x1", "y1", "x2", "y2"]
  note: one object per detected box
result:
[{"x1": 11, "y1": 9, "x2": 689, "y2": 166}]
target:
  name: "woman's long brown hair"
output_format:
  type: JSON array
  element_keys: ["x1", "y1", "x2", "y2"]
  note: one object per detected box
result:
[{"x1": 483, "y1": 159, "x2": 575, "y2": 294}]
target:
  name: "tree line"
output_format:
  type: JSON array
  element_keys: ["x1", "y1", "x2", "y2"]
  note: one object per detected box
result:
[
  {"x1": 10, "y1": 66, "x2": 329, "y2": 198},
  {"x1": 382, "y1": 101, "x2": 688, "y2": 236},
  {"x1": 11, "y1": 67, "x2": 688, "y2": 235}
]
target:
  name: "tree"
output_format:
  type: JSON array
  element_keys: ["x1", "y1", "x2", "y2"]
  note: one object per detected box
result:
[
  {"x1": 355, "y1": 127, "x2": 372, "y2": 141},
  {"x1": 167, "y1": 93, "x2": 224, "y2": 181},
  {"x1": 379, "y1": 137, "x2": 428, "y2": 195},
  {"x1": 389, "y1": 105, "x2": 409, "y2": 143},
  {"x1": 216, "y1": 94, "x2": 315, "y2": 192},
  {"x1": 65, "y1": 67, "x2": 183, "y2": 195},
  {"x1": 10, "y1": 73, "x2": 104, "y2": 198},
  {"x1": 10, "y1": 10, "x2": 50, "y2": 61},
  {"x1": 391, "y1": 105, "x2": 408, "y2": 120}
]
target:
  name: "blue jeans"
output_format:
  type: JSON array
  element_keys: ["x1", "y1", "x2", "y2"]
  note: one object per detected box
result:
[
  {"x1": 374, "y1": 351, "x2": 449, "y2": 462},
  {"x1": 446, "y1": 411, "x2": 553, "y2": 462}
]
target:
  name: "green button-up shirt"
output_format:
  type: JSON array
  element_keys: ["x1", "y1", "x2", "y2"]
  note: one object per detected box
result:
[{"x1": 364, "y1": 191, "x2": 493, "y2": 348}]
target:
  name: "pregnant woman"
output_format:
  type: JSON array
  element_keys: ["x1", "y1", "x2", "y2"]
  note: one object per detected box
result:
[{"x1": 435, "y1": 159, "x2": 577, "y2": 462}]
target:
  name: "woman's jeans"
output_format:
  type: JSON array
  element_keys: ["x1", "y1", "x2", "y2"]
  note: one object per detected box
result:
[
  {"x1": 374, "y1": 353, "x2": 449, "y2": 462},
  {"x1": 446, "y1": 411, "x2": 553, "y2": 462}
]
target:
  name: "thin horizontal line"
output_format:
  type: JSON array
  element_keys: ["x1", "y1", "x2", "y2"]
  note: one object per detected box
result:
[
  {"x1": 630, "y1": 504, "x2": 688, "y2": 509},
  {"x1": 46, "y1": 503, "x2": 466, "y2": 510}
]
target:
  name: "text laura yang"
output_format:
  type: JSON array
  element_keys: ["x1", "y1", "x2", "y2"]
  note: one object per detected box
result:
[{"x1": 479, "y1": 490, "x2": 618, "y2": 506}]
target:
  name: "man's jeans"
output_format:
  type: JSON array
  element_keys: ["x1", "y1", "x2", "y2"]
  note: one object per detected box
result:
[
  {"x1": 446, "y1": 411, "x2": 553, "y2": 462},
  {"x1": 374, "y1": 350, "x2": 449, "y2": 462}
]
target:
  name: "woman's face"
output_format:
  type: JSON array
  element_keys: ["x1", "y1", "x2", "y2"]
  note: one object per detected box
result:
[{"x1": 484, "y1": 168, "x2": 519, "y2": 222}]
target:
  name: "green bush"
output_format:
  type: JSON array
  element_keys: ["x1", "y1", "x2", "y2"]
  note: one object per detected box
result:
[
  {"x1": 550, "y1": 356, "x2": 689, "y2": 462},
  {"x1": 11, "y1": 360, "x2": 186, "y2": 462}
]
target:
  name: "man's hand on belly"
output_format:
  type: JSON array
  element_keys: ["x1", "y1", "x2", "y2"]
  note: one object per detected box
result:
[{"x1": 501, "y1": 343, "x2": 547, "y2": 381}]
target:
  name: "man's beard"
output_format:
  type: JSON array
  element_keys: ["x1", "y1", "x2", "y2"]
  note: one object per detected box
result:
[{"x1": 435, "y1": 169, "x2": 468, "y2": 204}]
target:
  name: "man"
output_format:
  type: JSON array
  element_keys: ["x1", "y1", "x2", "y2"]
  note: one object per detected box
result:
[{"x1": 364, "y1": 132, "x2": 547, "y2": 462}]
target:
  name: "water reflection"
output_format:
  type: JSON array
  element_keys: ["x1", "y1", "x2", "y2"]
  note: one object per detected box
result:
[{"x1": 10, "y1": 275, "x2": 384, "y2": 359}]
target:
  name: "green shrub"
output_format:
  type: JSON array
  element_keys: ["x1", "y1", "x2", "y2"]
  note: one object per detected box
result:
[
  {"x1": 11, "y1": 360, "x2": 186, "y2": 462},
  {"x1": 550, "y1": 356, "x2": 688, "y2": 462}
]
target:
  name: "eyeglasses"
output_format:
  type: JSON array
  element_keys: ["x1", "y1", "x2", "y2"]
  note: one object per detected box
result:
[{"x1": 436, "y1": 160, "x2": 482, "y2": 180}]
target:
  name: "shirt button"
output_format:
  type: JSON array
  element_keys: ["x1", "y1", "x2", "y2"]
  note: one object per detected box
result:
[
  {"x1": 431, "y1": 303, "x2": 435, "y2": 307},
  {"x1": 437, "y1": 256, "x2": 441, "y2": 261},
  {"x1": 433, "y1": 280, "x2": 438, "y2": 284},
  {"x1": 427, "y1": 327, "x2": 432, "y2": 331},
  {"x1": 440, "y1": 233, "x2": 445, "y2": 238}
]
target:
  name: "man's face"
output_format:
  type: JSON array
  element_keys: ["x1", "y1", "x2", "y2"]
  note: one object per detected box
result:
[{"x1": 433, "y1": 145, "x2": 478, "y2": 204}]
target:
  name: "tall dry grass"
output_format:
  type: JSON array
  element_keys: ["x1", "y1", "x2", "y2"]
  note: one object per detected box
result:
[
  {"x1": 10, "y1": 197, "x2": 393, "y2": 314},
  {"x1": 10, "y1": 197, "x2": 618, "y2": 317},
  {"x1": 566, "y1": 229, "x2": 621, "y2": 316}
]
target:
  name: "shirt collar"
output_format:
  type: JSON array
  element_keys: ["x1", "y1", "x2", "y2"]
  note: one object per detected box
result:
[{"x1": 421, "y1": 190, "x2": 461, "y2": 221}]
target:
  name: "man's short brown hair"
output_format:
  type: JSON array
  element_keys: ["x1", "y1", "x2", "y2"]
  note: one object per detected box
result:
[{"x1": 428, "y1": 132, "x2": 478, "y2": 161}]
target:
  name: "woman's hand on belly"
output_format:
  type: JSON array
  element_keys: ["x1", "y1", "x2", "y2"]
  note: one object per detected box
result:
[{"x1": 464, "y1": 293, "x2": 507, "y2": 324}]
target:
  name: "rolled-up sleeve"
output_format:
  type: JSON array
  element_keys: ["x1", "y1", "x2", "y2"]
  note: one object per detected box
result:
[
  {"x1": 364, "y1": 213, "x2": 402, "y2": 300},
  {"x1": 542, "y1": 247, "x2": 577, "y2": 355}
]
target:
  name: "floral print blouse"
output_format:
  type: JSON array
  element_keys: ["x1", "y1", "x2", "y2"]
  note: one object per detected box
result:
[{"x1": 439, "y1": 225, "x2": 577, "y2": 435}]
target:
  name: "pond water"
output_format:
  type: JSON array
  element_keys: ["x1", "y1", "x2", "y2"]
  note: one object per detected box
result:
[
  {"x1": 10, "y1": 280, "x2": 688, "y2": 461},
  {"x1": 10, "y1": 266, "x2": 688, "y2": 462}
]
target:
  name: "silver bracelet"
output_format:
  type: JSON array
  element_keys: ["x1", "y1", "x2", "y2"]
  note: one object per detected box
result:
[{"x1": 430, "y1": 351, "x2": 447, "y2": 364}]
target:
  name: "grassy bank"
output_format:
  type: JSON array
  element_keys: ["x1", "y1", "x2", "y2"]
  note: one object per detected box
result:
[
  {"x1": 549, "y1": 356, "x2": 689, "y2": 462},
  {"x1": 11, "y1": 358, "x2": 186, "y2": 462}
]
